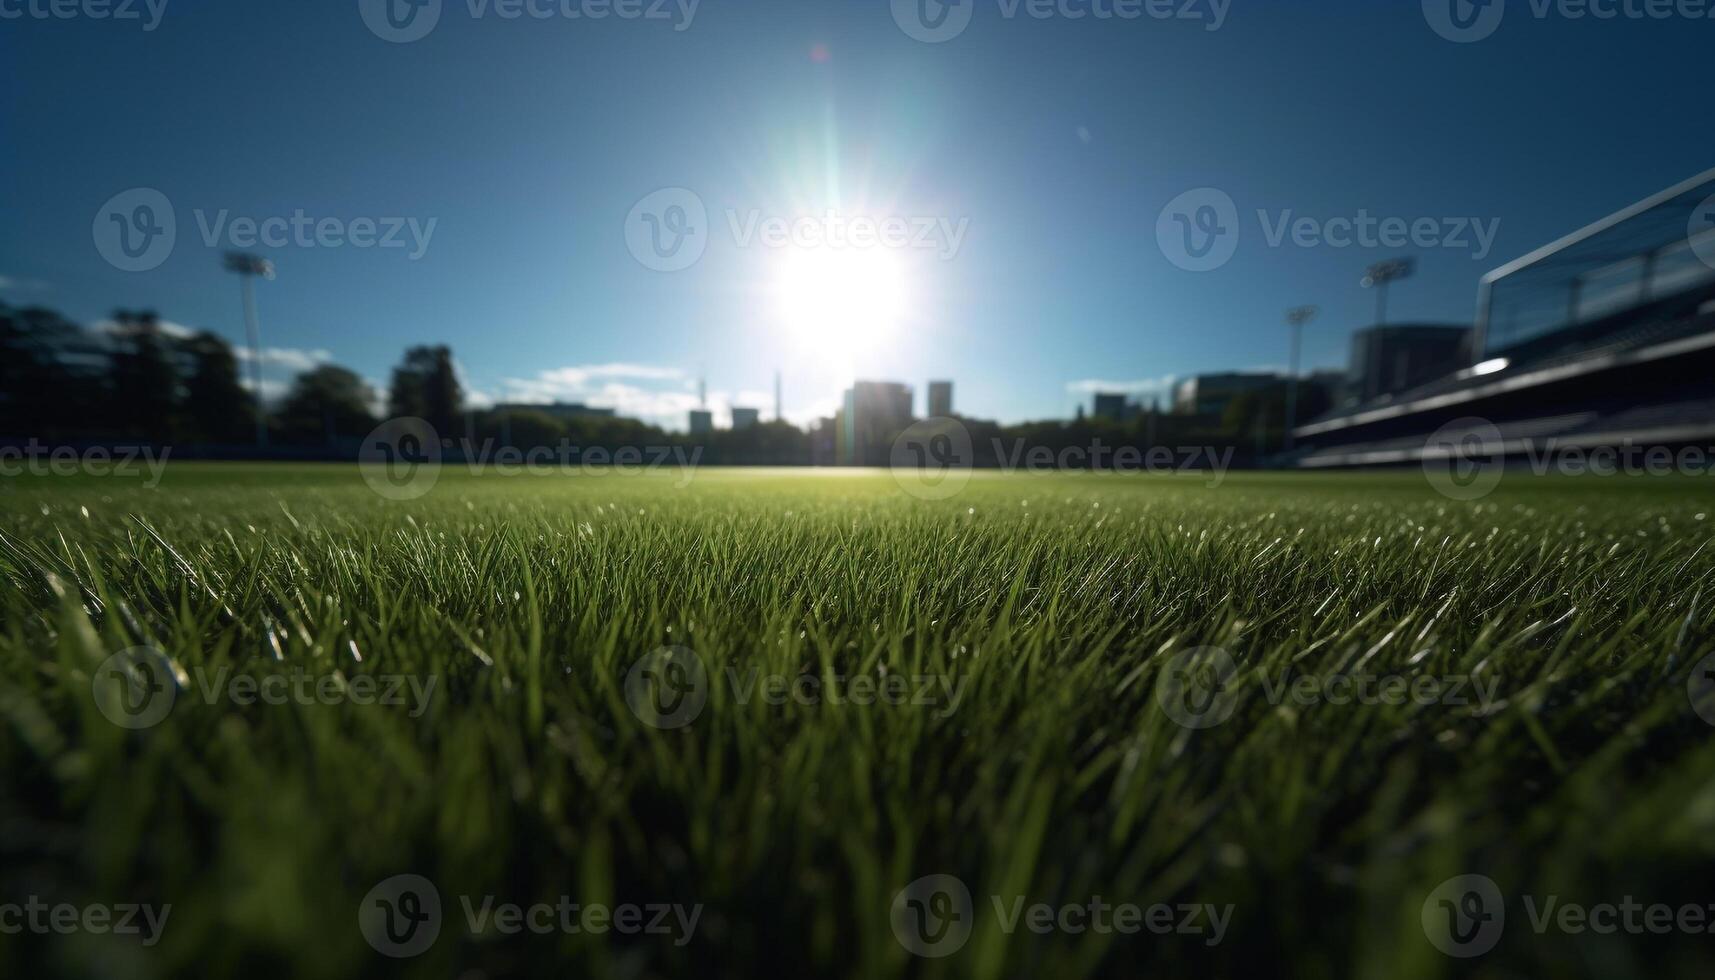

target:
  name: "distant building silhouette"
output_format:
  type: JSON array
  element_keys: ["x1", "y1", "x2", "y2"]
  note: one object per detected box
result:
[
  {"x1": 1343, "y1": 325, "x2": 1470, "y2": 406},
  {"x1": 688, "y1": 409, "x2": 713, "y2": 435},
  {"x1": 1296, "y1": 167, "x2": 1715, "y2": 467},
  {"x1": 1173, "y1": 373, "x2": 1278, "y2": 418},
  {"x1": 1092, "y1": 392, "x2": 1128, "y2": 422},
  {"x1": 928, "y1": 380, "x2": 953, "y2": 418},
  {"x1": 836, "y1": 381, "x2": 913, "y2": 465},
  {"x1": 810, "y1": 416, "x2": 837, "y2": 466},
  {"x1": 494, "y1": 401, "x2": 615, "y2": 421},
  {"x1": 731, "y1": 407, "x2": 760, "y2": 430}
]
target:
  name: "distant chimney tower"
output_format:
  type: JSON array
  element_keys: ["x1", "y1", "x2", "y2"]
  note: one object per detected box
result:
[
  {"x1": 698, "y1": 374, "x2": 706, "y2": 408},
  {"x1": 774, "y1": 370, "x2": 783, "y2": 422}
]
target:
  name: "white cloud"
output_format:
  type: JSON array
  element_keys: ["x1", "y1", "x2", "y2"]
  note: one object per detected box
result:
[
  {"x1": 234, "y1": 346, "x2": 335, "y2": 373},
  {"x1": 482, "y1": 363, "x2": 844, "y2": 432},
  {"x1": 237, "y1": 376, "x2": 291, "y2": 406},
  {"x1": 0, "y1": 275, "x2": 50, "y2": 292},
  {"x1": 92, "y1": 317, "x2": 198, "y2": 340},
  {"x1": 363, "y1": 378, "x2": 389, "y2": 418},
  {"x1": 1065, "y1": 375, "x2": 1177, "y2": 396},
  {"x1": 511, "y1": 363, "x2": 687, "y2": 393},
  {"x1": 783, "y1": 395, "x2": 841, "y2": 429},
  {"x1": 451, "y1": 358, "x2": 495, "y2": 410}
]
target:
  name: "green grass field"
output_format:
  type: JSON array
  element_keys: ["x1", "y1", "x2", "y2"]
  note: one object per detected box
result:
[{"x1": 3, "y1": 465, "x2": 1714, "y2": 979}]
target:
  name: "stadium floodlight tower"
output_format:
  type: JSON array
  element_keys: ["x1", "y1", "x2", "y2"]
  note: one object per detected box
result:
[
  {"x1": 1361, "y1": 258, "x2": 1415, "y2": 327},
  {"x1": 224, "y1": 252, "x2": 276, "y2": 448},
  {"x1": 1283, "y1": 305, "x2": 1318, "y2": 452}
]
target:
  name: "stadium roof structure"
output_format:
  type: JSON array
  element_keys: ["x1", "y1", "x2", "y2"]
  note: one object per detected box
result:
[
  {"x1": 1476, "y1": 166, "x2": 1715, "y2": 358},
  {"x1": 1293, "y1": 168, "x2": 1715, "y2": 448}
]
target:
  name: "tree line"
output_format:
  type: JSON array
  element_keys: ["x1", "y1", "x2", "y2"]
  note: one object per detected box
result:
[
  {"x1": 2, "y1": 300, "x2": 1325, "y2": 466},
  {"x1": 0, "y1": 302, "x2": 475, "y2": 449}
]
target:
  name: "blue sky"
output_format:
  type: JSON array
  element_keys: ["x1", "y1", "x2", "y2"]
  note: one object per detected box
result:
[{"x1": 2, "y1": 0, "x2": 1711, "y2": 428}]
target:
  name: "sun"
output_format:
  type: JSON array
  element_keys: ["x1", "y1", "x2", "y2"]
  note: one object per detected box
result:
[{"x1": 771, "y1": 245, "x2": 909, "y2": 365}]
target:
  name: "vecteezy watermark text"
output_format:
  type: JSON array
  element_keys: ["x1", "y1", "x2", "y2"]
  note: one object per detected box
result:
[
  {"x1": 1156, "y1": 188, "x2": 1500, "y2": 272},
  {"x1": 726, "y1": 209, "x2": 969, "y2": 260},
  {"x1": 358, "y1": 418, "x2": 703, "y2": 500},
  {"x1": 1153, "y1": 646, "x2": 1502, "y2": 730},
  {"x1": 93, "y1": 647, "x2": 438, "y2": 730},
  {"x1": 1423, "y1": 874, "x2": 1715, "y2": 958},
  {"x1": 360, "y1": 0, "x2": 699, "y2": 43},
  {"x1": 990, "y1": 439, "x2": 1234, "y2": 484},
  {"x1": 358, "y1": 875, "x2": 700, "y2": 958},
  {"x1": 624, "y1": 187, "x2": 970, "y2": 271},
  {"x1": 890, "y1": 0, "x2": 1230, "y2": 43},
  {"x1": 0, "y1": 898, "x2": 171, "y2": 946},
  {"x1": 622, "y1": 646, "x2": 968, "y2": 730},
  {"x1": 93, "y1": 188, "x2": 436, "y2": 272},
  {"x1": 0, "y1": 442, "x2": 170, "y2": 487},
  {"x1": 0, "y1": 0, "x2": 167, "y2": 29},
  {"x1": 888, "y1": 417, "x2": 1237, "y2": 501},
  {"x1": 1422, "y1": 416, "x2": 1715, "y2": 501},
  {"x1": 888, "y1": 874, "x2": 1231, "y2": 958},
  {"x1": 193, "y1": 209, "x2": 436, "y2": 259},
  {"x1": 1423, "y1": 0, "x2": 1715, "y2": 44}
]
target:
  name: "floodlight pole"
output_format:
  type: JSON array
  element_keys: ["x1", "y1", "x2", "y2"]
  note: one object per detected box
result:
[
  {"x1": 225, "y1": 253, "x2": 275, "y2": 448},
  {"x1": 1362, "y1": 258, "x2": 1416, "y2": 328},
  {"x1": 1283, "y1": 305, "x2": 1317, "y2": 452}
]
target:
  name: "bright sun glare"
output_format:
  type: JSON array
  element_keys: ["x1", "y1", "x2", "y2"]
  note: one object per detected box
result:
[{"x1": 772, "y1": 245, "x2": 909, "y2": 365}]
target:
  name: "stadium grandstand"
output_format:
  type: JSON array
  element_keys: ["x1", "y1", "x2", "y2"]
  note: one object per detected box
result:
[{"x1": 1293, "y1": 167, "x2": 1715, "y2": 468}]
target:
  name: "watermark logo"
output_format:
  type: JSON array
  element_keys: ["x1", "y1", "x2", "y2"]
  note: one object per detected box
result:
[
  {"x1": 727, "y1": 209, "x2": 969, "y2": 260},
  {"x1": 0, "y1": 898, "x2": 172, "y2": 946},
  {"x1": 362, "y1": 0, "x2": 697, "y2": 39},
  {"x1": 1427, "y1": 0, "x2": 1715, "y2": 42},
  {"x1": 890, "y1": 417, "x2": 975, "y2": 501},
  {"x1": 193, "y1": 209, "x2": 437, "y2": 259},
  {"x1": 1156, "y1": 189, "x2": 1501, "y2": 271},
  {"x1": 360, "y1": 0, "x2": 442, "y2": 41},
  {"x1": 1154, "y1": 646, "x2": 1241, "y2": 729},
  {"x1": 627, "y1": 191, "x2": 969, "y2": 268},
  {"x1": 1423, "y1": 0, "x2": 1504, "y2": 42},
  {"x1": 360, "y1": 417, "x2": 444, "y2": 501},
  {"x1": 626, "y1": 188, "x2": 708, "y2": 272},
  {"x1": 624, "y1": 646, "x2": 709, "y2": 729},
  {"x1": 1422, "y1": 874, "x2": 1505, "y2": 957},
  {"x1": 1422, "y1": 417, "x2": 1505, "y2": 501},
  {"x1": 0, "y1": 0, "x2": 168, "y2": 30},
  {"x1": 891, "y1": 0, "x2": 974, "y2": 42},
  {"x1": 1157, "y1": 188, "x2": 1239, "y2": 273},
  {"x1": 91, "y1": 647, "x2": 438, "y2": 730},
  {"x1": 623, "y1": 648, "x2": 966, "y2": 725},
  {"x1": 891, "y1": 875, "x2": 974, "y2": 957},
  {"x1": 890, "y1": 875, "x2": 1232, "y2": 956},
  {"x1": 0, "y1": 443, "x2": 171, "y2": 486},
  {"x1": 94, "y1": 188, "x2": 176, "y2": 273},
  {"x1": 1689, "y1": 652, "x2": 1715, "y2": 727},
  {"x1": 360, "y1": 874, "x2": 443, "y2": 957},
  {"x1": 92, "y1": 647, "x2": 179, "y2": 730},
  {"x1": 356, "y1": 430, "x2": 703, "y2": 499},
  {"x1": 95, "y1": 188, "x2": 435, "y2": 266},
  {"x1": 890, "y1": 0, "x2": 1228, "y2": 41},
  {"x1": 360, "y1": 876, "x2": 699, "y2": 954},
  {"x1": 1689, "y1": 192, "x2": 1715, "y2": 271}
]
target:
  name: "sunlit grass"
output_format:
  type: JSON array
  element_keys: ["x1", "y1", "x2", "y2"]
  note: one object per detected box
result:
[{"x1": 2, "y1": 465, "x2": 1713, "y2": 979}]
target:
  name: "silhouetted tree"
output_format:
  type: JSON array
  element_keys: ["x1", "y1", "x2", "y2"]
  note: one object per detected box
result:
[
  {"x1": 278, "y1": 365, "x2": 376, "y2": 446},
  {"x1": 476, "y1": 409, "x2": 566, "y2": 449},
  {"x1": 387, "y1": 345, "x2": 462, "y2": 434},
  {"x1": 180, "y1": 330, "x2": 252, "y2": 443},
  {"x1": 108, "y1": 310, "x2": 180, "y2": 443},
  {"x1": 1, "y1": 304, "x2": 114, "y2": 439}
]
